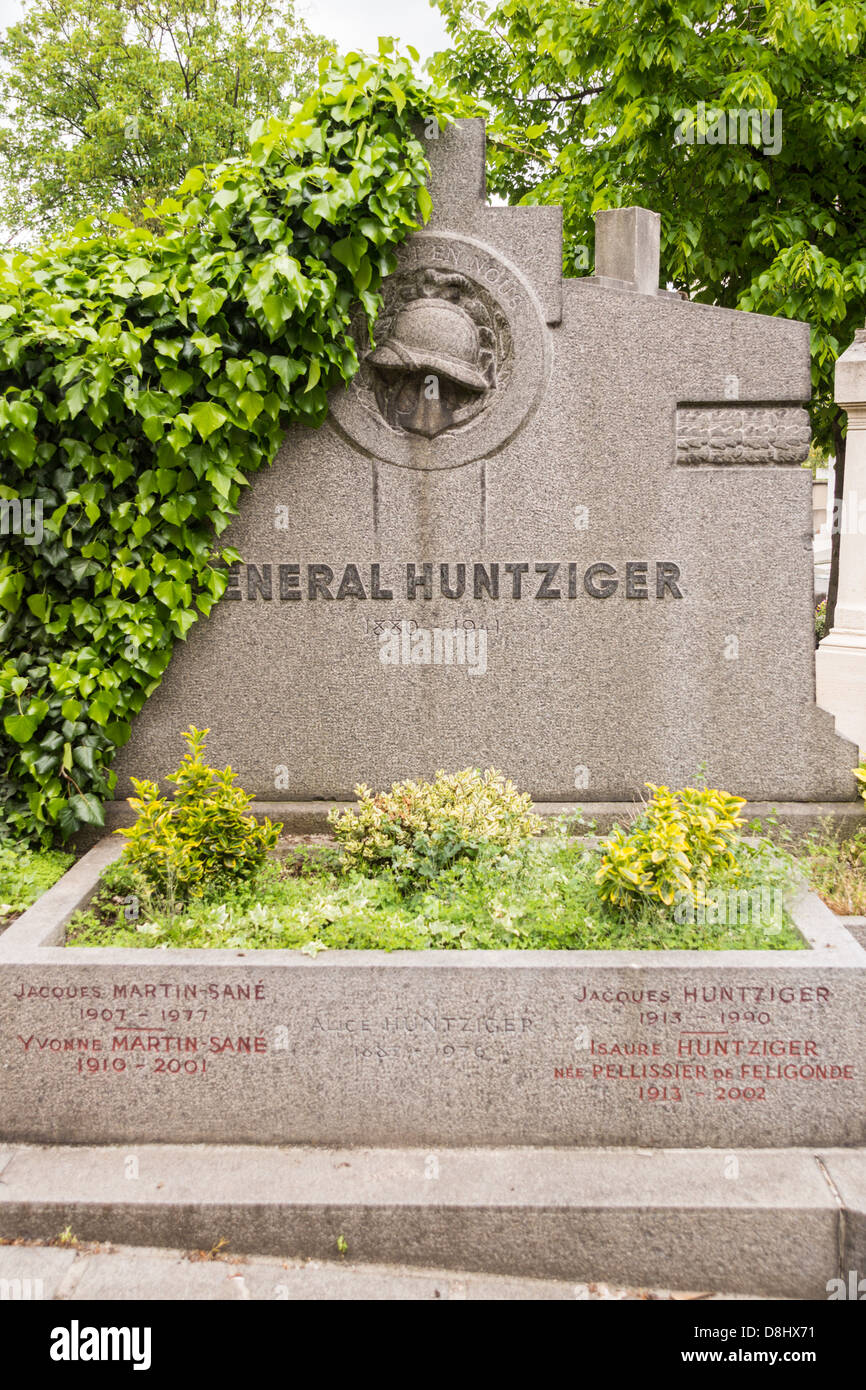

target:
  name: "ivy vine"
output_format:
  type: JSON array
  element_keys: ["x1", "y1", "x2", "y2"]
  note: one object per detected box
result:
[{"x1": 0, "y1": 48, "x2": 461, "y2": 844}]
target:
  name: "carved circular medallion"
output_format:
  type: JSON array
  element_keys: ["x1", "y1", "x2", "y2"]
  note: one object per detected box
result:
[{"x1": 329, "y1": 231, "x2": 550, "y2": 470}]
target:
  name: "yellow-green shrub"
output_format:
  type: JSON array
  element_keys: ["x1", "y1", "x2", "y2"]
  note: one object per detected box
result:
[
  {"x1": 595, "y1": 783, "x2": 747, "y2": 910},
  {"x1": 329, "y1": 768, "x2": 543, "y2": 888},
  {"x1": 117, "y1": 726, "x2": 280, "y2": 902}
]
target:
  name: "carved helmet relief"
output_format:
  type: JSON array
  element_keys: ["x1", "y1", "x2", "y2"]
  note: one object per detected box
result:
[
  {"x1": 329, "y1": 231, "x2": 549, "y2": 470},
  {"x1": 365, "y1": 269, "x2": 509, "y2": 439}
]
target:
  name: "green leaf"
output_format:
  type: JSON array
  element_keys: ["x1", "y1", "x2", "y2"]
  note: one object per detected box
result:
[
  {"x1": 65, "y1": 380, "x2": 89, "y2": 420},
  {"x1": 88, "y1": 695, "x2": 114, "y2": 726},
  {"x1": 189, "y1": 401, "x2": 229, "y2": 440},
  {"x1": 57, "y1": 803, "x2": 81, "y2": 839},
  {"x1": 386, "y1": 81, "x2": 406, "y2": 114},
  {"x1": 8, "y1": 430, "x2": 36, "y2": 464},
  {"x1": 237, "y1": 390, "x2": 264, "y2": 423},
  {"x1": 171, "y1": 608, "x2": 198, "y2": 638},
  {"x1": 4, "y1": 713, "x2": 38, "y2": 743},
  {"x1": 27, "y1": 593, "x2": 50, "y2": 622},
  {"x1": 190, "y1": 284, "x2": 227, "y2": 326},
  {"x1": 72, "y1": 744, "x2": 97, "y2": 774},
  {"x1": 261, "y1": 294, "x2": 294, "y2": 334},
  {"x1": 68, "y1": 793, "x2": 105, "y2": 827},
  {"x1": 177, "y1": 168, "x2": 205, "y2": 196},
  {"x1": 160, "y1": 496, "x2": 194, "y2": 526},
  {"x1": 9, "y1": 400, "x2": 37, "y2": 431},
  {"x1": 225, "y1": 359, "x2": 250, "y2": 388},
  {"x1": 0, "y1": 571, "x2": 24, "y2": 614},
  {"x1": 331, "y1": 235, "x2": 367, "y2": 274},
  {"x1": 269, "y1": 356, "x2": 305, "y2": 389},
  {"x1": 250, "y1": 210, "x2": 283, "y2": 242},
  {"x1": 162, "y1": 368, "x2": 194, "y2": 398}
]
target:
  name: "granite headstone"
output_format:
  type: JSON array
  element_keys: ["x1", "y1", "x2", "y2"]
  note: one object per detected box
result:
[{"x1": 111, "y1": 119, "x2": 857, "y2": 804}]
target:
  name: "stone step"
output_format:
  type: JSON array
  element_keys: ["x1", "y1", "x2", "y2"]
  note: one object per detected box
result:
[{"x1": 1, "y1": 1144, "x2": 863, "y2": 1299}]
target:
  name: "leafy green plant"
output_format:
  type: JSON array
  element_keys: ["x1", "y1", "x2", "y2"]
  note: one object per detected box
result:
[
  {"x1": 855, "y1": 763, "x2": 866, "y2": 804},
  {"x1": 815, "y1": 598, "x2": 827, "y2": 643},
  {"x1": 329, "y1": 767, "x2": 543, "y2": 888},
  {"x1": 595, "y1": 783, "x2": 747, "y2": 911},
  {"x1": 68, "y1": 824, "x2": 803, "y2": 951},
  {"x1": 116, "y1": 725, "x2": 281, "y2": 902},
  {"x1": 0, "y1": 839, "x2": 74, "y2": 929},
  {"x1": 0, "y1": 46, "x2": 462, "y2": 846}
]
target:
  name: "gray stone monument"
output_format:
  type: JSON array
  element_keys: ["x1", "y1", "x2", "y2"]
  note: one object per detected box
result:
[
  {"x1": 112, "y1": 119, "x2": 857, "y2": 805},
  {"x1": 817, "y1": 326, "x2": 866, "y2": 753}
]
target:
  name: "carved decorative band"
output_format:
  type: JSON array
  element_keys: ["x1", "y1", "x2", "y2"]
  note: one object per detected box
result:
[{"x1": 675, "y1": 406, "x2": 811, "y2": 466}]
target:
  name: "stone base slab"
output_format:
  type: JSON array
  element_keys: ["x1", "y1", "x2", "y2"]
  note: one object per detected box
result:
[
  {"x1": 2, "y1": 839, "x2": 864, "y2": 1150},
  {"x1": 0, "y1": 1144, "x2": 861, "y2": 1299},
  {"x1": 80, "y1": 798, "x2": 866, "y2": 850}
]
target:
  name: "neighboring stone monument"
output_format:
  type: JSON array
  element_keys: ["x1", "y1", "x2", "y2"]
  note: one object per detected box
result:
[
  {"x1": 817, "y1": 329, "x2": 866, "y2": 754},
  {"x1": 112, "y1": 119, "x2": 857, "y2": 805}
]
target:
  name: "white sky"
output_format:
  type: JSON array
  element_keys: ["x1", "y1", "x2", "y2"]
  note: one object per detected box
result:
[
  {"x1": 0, "y1": 0, "x2": 23, "y2": 29},
  {"x1": 298, "y1": 0, "x2": 450, "y2": 58},
  {"x1": 0, "y1": 0, "x2": 452, "y2": 60}
]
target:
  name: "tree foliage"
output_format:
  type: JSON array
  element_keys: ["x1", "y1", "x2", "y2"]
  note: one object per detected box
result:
[
  {"x1": 0, "y1": 46, "x2": 461, "y2": 844},
  {"x1": 0, "y1": 0, "x2": 333, "y2": 239},
  {"x1": 432, "y1": 0, "x2": 866, "y2": 464}
]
